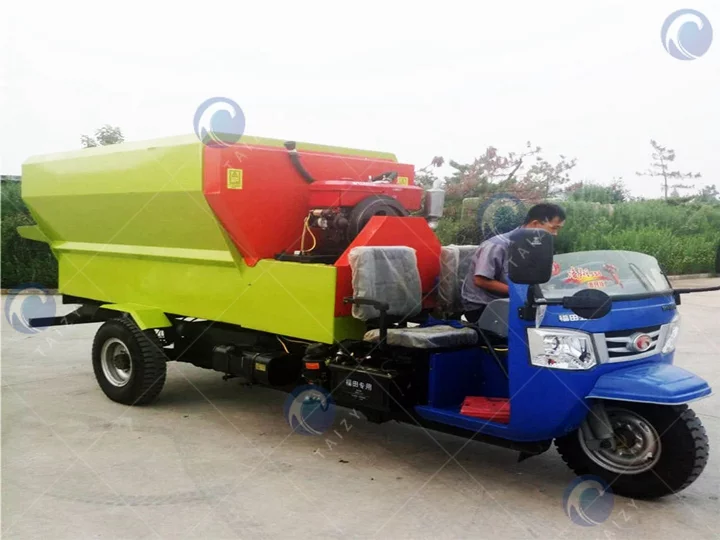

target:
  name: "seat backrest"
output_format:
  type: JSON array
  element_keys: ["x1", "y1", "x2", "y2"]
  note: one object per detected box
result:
[
  {"x1": 476, "y1": 299, "x2": 510, "y2": 337},
  {"x1": 348, "y1": 246, "x2": 422, "y2": 321},
  {"x1": 438, "y1": 245, "x2": 479, "y2": 313}
]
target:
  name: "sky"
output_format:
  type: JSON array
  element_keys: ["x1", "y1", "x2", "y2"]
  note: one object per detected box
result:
[{"x1": 1, "y1": 0, "x2": 718, "y2": 197}]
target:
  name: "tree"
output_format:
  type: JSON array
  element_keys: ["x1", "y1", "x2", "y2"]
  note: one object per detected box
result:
[
  {"x1": 414, "y1": 156, "x2": 445, "y2": 190},
  {"x1": 636, "y1": 140, "x2": 701, "y2": 200},
  {"x1": 695, "y1": 184, "x2": 719, "y2": 204},
  {"x1": 81, "y1": 125, "x2": 124, "y2": 148},
  {"x1": 564, "y1": 179, "x2": 628, "y2": 204},
  {"x1": 442, "y1": 142, "x2": 576, "y2": 201}
]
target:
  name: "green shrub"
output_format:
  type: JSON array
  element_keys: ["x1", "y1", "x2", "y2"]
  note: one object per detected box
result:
[
  {"x1": 1, "y1": 182, "x2": 58, "y2": 289},
  {"x1": 435, "y1": 199, "x2": 720, "y2": 275}
]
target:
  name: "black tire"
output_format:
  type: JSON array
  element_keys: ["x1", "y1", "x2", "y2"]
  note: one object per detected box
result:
[
  {"x1": 92, "y1": 317, "x2": 167, "y2": 405},
  {"x1": 555, "y1": 402, "x2": 709, "y2": 499},
  {"x1": 347, "y1": 195, "x2": 408, "y2": 240}
]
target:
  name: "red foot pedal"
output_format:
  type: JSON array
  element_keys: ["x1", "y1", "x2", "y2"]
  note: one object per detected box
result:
[{"x1": 460, "y1": 397, "x2": 510, "y2": 424}]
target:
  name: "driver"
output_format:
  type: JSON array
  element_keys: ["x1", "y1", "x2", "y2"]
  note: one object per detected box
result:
[{"x1": 461, "y1": 203, "x2": 566, "y2": 323}]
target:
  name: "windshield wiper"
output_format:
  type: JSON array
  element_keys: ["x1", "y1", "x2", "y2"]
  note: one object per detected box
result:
[{"x1": 629, "y1": 262, "x2": 652, "y2": 292}]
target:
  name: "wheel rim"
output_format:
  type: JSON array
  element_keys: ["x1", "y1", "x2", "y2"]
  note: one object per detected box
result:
[
  {"x1": 579, "y1": 407, "x2": 661, "y2": 475},
  {"x1": 100, "y1": 338, "x2": 133, "y2": 387}
]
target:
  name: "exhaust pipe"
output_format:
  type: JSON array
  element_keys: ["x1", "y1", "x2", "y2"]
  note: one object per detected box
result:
[{"x1": 424, "y1": 179, "x2": 446, "y2": 230}]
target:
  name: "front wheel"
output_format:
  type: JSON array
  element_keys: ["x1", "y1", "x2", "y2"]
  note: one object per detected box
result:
[{"x1": 555, "y1": 402, "x2": 709, "y2": 499}]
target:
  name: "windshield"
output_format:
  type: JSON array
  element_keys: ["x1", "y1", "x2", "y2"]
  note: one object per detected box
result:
[{"x1": 538, "y1": 250, "x2": 672, "y2": 300}]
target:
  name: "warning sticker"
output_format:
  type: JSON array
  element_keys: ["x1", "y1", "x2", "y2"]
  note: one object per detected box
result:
[
  {"x1": 397, "y1": 176, "x2": 409, "y2": 185},
  {"x1": 227, "y1": 168, "x2": 243, "y2": 190}
]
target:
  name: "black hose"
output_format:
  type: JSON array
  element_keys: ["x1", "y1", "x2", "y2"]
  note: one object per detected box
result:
[{"x1": 283, "y1": 141, "x2": 316, "y2": 184}]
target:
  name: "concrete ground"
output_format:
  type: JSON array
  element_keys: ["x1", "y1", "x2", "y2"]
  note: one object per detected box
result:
[{"x1": 2, "y1": 281, "x2": 719, "y2": 539}]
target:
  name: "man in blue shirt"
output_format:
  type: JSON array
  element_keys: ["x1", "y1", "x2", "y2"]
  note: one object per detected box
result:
[{"x1": 461, "y1": 203, "x2": 566, "y2": 323}]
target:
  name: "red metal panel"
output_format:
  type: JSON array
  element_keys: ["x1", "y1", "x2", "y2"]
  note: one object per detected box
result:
[
  {"x1": 334, "y1": 216, "x2": 441, "y2": 316},
  {"x1": 203, "y1": 143, "x2": 419, "y2": 266},
  {"x1": 308, "y1": 180, "x2": 422, "y2": 210}
]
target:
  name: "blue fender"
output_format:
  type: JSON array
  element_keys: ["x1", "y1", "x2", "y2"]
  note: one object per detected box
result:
[{"x1": 587, "y1": 363, "x2": 712, "y2": 405}]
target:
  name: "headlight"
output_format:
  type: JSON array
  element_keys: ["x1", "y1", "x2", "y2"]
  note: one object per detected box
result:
[
  {"x1": 527, "y1": 328, "x2": 597, "y2": 370},
  {"x1": 662, "y1": 314, "x2": 681, "y2": 354}
]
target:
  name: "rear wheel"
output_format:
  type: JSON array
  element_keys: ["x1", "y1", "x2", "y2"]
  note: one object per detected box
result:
[
  {"x1": 555, "y1": 402, "x2": 709, "y2": 499},
  {"x1": 92, "y1": 317, "x2": 167, "y2": 405}
]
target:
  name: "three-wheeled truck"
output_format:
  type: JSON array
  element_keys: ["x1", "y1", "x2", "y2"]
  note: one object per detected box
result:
[{"x1": 19, "y1": 134, "x2": 716, "y2": 499}]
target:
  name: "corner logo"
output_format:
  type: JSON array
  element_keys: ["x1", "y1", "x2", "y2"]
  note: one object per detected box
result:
[
  {"x1": 661, "y1": 9, "x2": 713, "y2": 60},
  {"x1": 193, "y1": 97, "x2": 246, "y2": 147},
  {"x1": 3, "y1": 284, "x2": 56, "y2": 334},
  {"x1": 283, "y1": 385, "x2": 336, "y2": 436},
  {"x1": 477, "y1": 193, "x2": 526, "y2": 243},
  {"x1": 563, "y1": 475, "x2": 614, "y2": 527}
]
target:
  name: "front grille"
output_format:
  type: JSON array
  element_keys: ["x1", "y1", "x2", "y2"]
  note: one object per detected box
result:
[{"x1": 603, "y1": 325, "x2": 662, "y2": 361}]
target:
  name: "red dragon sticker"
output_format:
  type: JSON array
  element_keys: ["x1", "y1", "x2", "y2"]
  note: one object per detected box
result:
[
  {"x1": 563, "y1": 266, "x2": 613, "y2": 289},
  {"x1": 603, "y1": 263, "x2": 624, "y2": 288}
]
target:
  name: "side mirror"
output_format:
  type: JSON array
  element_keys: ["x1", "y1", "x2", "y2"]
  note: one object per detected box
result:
[
  {"x1": 563, "y1": 289, "x2": 612, "y2": 319},
  {"x1": 508, "y1": 228, "x2": 554, "y2": 285}
]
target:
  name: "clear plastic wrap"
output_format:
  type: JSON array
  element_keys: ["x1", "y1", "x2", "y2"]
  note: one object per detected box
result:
[
  {"x1": 438, "y1": 245, "x2": 480, "y2": 313},
  {"x1": 348, "y1": 246, "x2": 422, "y2": 321}
]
